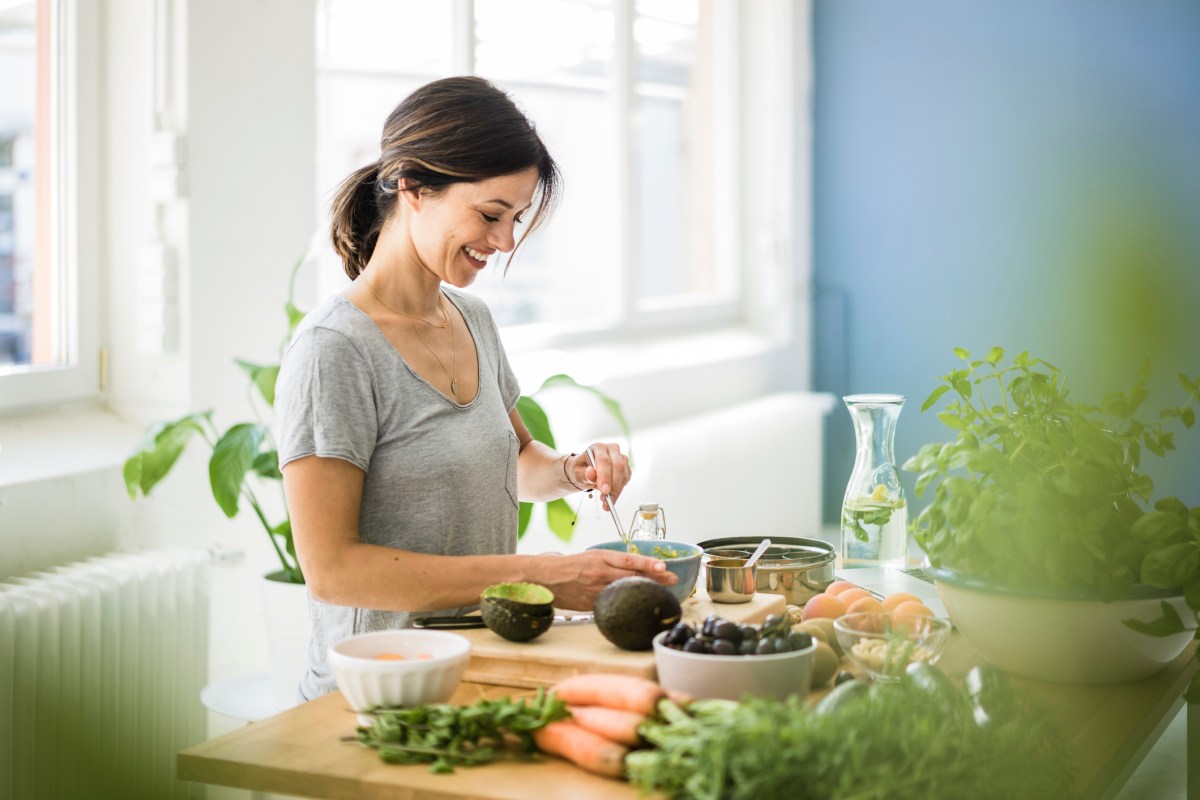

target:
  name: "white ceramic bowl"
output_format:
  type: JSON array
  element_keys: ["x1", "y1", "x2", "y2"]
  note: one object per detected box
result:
[
  {"x1": 329, "y1": 630, "x2": 471, "y2": 717},
  {"x1": 933, "y1": 567, "x2": 1193, "y2": 684},
  {"x1": 652, "y1": 630, "x2": 816, "y2": 701}
]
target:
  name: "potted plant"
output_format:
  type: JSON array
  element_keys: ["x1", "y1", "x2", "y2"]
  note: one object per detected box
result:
[
  {"x1": 904, "y1": 347, "x2": 1200, "y2": 688},
  {"x1": 123, "y1": 260, "x2": 631, "y2": 704}
]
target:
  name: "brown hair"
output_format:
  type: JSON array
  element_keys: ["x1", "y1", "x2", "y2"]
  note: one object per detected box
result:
[{"x1": 329, "y1": 76, "x2": 560, "y2": 279}]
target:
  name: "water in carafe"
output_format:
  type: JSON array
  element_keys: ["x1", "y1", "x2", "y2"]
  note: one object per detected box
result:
[{"x1": 840, "y1": 394, "x2": 909, "y2": 568}]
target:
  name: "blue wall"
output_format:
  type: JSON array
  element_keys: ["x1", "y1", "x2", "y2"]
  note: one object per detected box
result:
[{"x1": 813, "y1": 1, "x2": 1200, "y2": 524}]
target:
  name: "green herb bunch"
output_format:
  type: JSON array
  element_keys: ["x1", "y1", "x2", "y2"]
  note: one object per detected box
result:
[
  {"x1": 356, "y1": 689, "x2": 569, "y2": 773},
  {"x1": 904, "y1": 347, "x2": 1200, "y2": 602},
  {"x1": 627, "y1": 669, "x2": 1074, "y2": 800}
]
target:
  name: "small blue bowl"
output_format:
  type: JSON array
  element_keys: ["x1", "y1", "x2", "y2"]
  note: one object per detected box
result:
[{"x1": 586, "y1": 539, "x2": 702, "y2": 603}]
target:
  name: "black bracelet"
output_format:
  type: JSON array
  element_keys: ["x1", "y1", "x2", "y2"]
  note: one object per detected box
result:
[{"x1": 562, "y1": 453, "x2": 588, "y2": 492}]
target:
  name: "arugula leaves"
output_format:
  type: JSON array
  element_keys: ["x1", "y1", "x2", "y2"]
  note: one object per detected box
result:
[{"x1": 356, "y1": 689, "x2": 569, "y2": 773}]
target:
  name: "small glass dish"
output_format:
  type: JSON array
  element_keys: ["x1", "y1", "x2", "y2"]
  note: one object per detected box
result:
[{"x1": 833, "y1": 612, "x2": 951, "y2": 681}]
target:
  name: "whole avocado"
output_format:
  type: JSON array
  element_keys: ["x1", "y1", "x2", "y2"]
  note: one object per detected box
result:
[{"x1": 593, "y1": 576, "x2": 683, "y2": 651}]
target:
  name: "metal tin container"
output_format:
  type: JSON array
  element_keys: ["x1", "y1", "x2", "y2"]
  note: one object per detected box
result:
[
  {"x1": 699, "y1": 537, "x2": 835, "y2": 606},
  {"x1": 705, "y1": 558, "x2": 757, "y2": 603}
]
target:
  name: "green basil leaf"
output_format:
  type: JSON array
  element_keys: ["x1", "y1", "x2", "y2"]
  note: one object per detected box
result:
[
  {"x1": 1132, "y1": 511, "x2": 1185, "y2": 544},
  {"x1": 921, "y1": 384, "x2": 950, "y2": 413},
  {"x1": 1140, "y1": 543, "x2": 1200, "y2": 589},
  {"x1": 1123, "y1": 601, "x2": 1185, "y2": 637},
  {"x1": 1154, "y1": 497, "x2": 1190, "y2": 517},
  {"x1": 1183, "y1": 573, "x2": 1200, "y2": 612},
  {"x1": 937, "y1": 412, "x2": 967, "y2": 431},
  {"x1": 953, "y1": 347, "x2": 971, "y2": 360},
  {"x1": 986, "y1": 346, "x2": 1004, "y2": 365}
]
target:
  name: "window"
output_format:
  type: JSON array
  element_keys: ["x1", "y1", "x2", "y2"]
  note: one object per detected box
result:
[
  {"x1": 314, "y1": 0, "x2": 788, "y2": 349},
  {"x1": 0, "y1": 0, "x2": 98, "y2": 414}
]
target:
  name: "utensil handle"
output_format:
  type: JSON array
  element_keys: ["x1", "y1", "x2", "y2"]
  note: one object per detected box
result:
[
  {"x1": 585, "y1": 447, "x2": 626, "y2": 541},
  {"x1": 412, "y1": 616, "x2": 487, "y2": 629}
]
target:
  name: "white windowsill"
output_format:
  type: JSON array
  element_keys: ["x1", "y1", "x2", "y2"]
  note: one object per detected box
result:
[
  {"x1": 0, "y1": 326, "x2": 797, "y2": 490},
  {"x1": 0, "y1": 405, "x2": 143, "y2": 489}
]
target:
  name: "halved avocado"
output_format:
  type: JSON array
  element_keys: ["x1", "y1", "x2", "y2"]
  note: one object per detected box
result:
[
  {"x1": 480, "y1": 582, "x2": 555, "y2": 642},
  {"x1": 482, "y1": 582, "x2": 554, "y2": 617}
]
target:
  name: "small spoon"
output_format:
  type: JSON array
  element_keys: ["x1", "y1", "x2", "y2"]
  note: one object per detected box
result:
[{"x1": 744, "y1": 538, "x2": 772, "y2": 569}]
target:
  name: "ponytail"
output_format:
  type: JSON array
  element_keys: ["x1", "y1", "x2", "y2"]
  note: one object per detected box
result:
[{"x1": 329, "y1": 161, "x2": 394, "y2": 280}]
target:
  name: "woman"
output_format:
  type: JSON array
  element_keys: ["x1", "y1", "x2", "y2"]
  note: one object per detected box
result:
[{"x1": 275, "y1": 76, "x2": 674, "y2": 701}]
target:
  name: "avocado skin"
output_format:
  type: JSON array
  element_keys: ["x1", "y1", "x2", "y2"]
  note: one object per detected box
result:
[
  {"x1": 594, "y1": 577, "x2": 683, "y2": 651},
  {"x1": 479, "y1": 582, "x2": 556, "y2": 642}
]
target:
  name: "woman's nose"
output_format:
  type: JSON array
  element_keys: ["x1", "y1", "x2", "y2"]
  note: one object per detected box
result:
[{"x1": 488, "y1": 222, "x2": 516, "y2": 254}]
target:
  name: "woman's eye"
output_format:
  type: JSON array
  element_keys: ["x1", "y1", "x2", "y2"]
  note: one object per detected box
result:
[{"x1": 481, "y1": 212, "x2": 500, "y2": 223}]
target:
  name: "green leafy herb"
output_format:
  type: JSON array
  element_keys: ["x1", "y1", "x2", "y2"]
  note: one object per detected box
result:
[
  {"x1": 904, "y1": 348, "x2": 1200, "y2": 599},
  {"x1": 905, "y1": 348, "x2": 1200, "y2": 697},
  {"x1": 356, "y1": 689, "x2": 569, "y2": 773},
  {"x1": 628, "y1": 671, "x2": 1074, "y2": 800}
]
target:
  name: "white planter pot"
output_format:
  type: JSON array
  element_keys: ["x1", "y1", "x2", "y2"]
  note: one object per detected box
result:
[
  {"x1": 260, "y1": 571, "x2": 310, "y2": 709},
  {"x1": 933, "y1": 567, "x2": 1193, "y2": 684}
]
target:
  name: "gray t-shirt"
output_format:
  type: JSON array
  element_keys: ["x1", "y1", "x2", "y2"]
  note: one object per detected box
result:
[{"x1": 274, "y1": 288, "x2": 521, "y2": 701}]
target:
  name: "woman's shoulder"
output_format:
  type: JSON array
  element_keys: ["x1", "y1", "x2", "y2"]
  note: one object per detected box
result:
[{"x1": 285, "y1": 295, "x2": 375, "y2": 357}]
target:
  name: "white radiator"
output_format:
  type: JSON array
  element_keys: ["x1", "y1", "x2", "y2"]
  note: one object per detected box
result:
[{"x1": 0, "y1": 548, "x2": 209, "y2": 800}]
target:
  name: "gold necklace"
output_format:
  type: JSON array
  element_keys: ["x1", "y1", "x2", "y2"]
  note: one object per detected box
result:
[
  {"x1": 409, "y1": 316, "x2": 458, "y2": 397},
  {"x1": 365, "y1": 280, "x2": 449, "y2": 328}
]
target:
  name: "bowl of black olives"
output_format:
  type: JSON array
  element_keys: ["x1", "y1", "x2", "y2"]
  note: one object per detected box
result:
[{"x1": 652, "y1": 612, "x2": 817, "y2": 701}]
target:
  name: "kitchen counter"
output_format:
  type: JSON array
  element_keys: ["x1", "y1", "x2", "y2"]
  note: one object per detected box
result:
[{"x1": 179, "y1": 629, "x2": 1198, "y2": 800}]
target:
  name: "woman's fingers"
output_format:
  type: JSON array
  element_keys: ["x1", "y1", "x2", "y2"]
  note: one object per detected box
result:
[{"x1": 585, "y1": 443, "x2": 631, "y2": 499}]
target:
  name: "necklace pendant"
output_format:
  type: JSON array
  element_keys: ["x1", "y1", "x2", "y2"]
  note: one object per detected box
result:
[{"x1": 451, "y1": 379, "x2": 459, "y2": 396}]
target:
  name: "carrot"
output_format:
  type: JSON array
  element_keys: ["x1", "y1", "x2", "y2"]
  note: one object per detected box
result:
[
  {"x1": 532, "y1": 719, "x2": 628, "y2": 778},
  {"x1": 567, "y1": 705, "x2": 645, "y2": 746},
  {"x1": 552, "y1": 673, "x2": 665, "y2": 716}
]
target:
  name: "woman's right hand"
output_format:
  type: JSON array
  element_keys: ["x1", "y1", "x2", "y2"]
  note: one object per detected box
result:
[{"x1": 534, "y1": 549, "x2": 678, "y2": 611}]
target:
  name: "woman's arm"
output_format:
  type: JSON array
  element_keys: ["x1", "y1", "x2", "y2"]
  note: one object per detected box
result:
[
  {"x1": 510, "y1": 407, "x2": 630, "y2": 507},
  {"x1": 284, "y1": 453, "x2": 669, "y2": 612}
]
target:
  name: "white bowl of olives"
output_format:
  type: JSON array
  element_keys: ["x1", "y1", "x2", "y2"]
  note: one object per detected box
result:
[{"x1": 653, "y1": 613, "x2": 816, "y2": 701}]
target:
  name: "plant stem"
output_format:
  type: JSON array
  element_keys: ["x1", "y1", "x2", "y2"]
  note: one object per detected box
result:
[{"x1": 245, "y1": 485, "x2": 298, "y2": 581}]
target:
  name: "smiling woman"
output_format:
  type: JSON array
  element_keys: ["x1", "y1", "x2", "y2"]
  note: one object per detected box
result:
[{"x1": 276, "y1": 76, "x2": 677, "y2": 703}]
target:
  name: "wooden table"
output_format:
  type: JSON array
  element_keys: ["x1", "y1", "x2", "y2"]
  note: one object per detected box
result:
[{"x1": 179, "y1": 634, "x2": 1198, "y2": 800}]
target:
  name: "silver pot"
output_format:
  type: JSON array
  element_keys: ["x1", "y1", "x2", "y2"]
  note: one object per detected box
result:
[{"x1": 698, "y1": 537, "x2": 835, "y2": 606}]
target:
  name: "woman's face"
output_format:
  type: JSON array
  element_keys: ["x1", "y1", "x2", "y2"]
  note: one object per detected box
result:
[{"x1": 405, "y1": 167, "x2": 540, "y2": 288}]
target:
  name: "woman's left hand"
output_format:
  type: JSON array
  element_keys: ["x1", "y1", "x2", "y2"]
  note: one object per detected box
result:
[{"x1": 568, "y1": 443, "x2": 631, "y2": 507}]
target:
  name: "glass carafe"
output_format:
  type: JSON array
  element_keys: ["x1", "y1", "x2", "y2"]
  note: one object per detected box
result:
[
  {"x1": 629, "y1": 503, "x2": 667, "y2": 541},
  {"x1": 840, "y1": 394, "x2": 908, "y2": 568}
]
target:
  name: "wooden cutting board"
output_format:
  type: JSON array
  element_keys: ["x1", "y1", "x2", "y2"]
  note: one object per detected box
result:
[{"x1": 459, "y1": 588, "x2": 786, "y2": 688}]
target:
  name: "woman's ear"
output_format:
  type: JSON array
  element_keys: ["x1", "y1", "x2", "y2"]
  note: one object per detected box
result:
[{"x1": 397, "y1": 177, "x2": 423, "y2": 213}]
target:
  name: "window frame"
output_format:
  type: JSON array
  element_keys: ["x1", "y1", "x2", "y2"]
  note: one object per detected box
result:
[
  {"x1": 315, "y1": 0, "x2": 791, "y2": 352},
  {"x1": 0, "y1": 0, "x2": 100, "y2": 416}
]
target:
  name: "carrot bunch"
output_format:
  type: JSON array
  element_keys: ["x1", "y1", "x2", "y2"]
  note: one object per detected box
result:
[{"x1": 533, "y1": 673, "x2": 676, "y2": 779}]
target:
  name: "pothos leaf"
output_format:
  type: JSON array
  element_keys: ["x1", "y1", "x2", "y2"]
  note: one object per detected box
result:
[
  {"x1": 517, "y1": 501, "x2": 533, "y2": 539},
  {"x1": 546, "y1": 498, "x2": 576, "y2": 543},
  {"x1": 515, "y1": 395, "x2": 555, "y2": 449},
  {"x1": 210, "y1": 423, "x2": 267, "y2": 517}
]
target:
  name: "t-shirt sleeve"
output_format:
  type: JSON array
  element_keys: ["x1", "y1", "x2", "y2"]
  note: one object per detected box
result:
[
  {"x1": 496, "y1": 337, "x2": 521, "y2": 412},
  {"x1": 275, "y1": 326, "x2": 378, "y2": 472}
]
